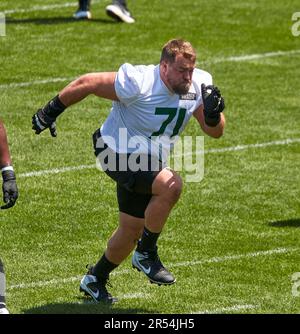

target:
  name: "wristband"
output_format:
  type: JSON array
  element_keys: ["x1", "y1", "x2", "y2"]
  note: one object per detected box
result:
[
  {"x1": 43, "y1": 95, "x2": 67, "y2": 119},
  {"x1": 205, "y1": 113, "x2": 221, "y2": 127},
  {"x1": 1, "y1": 166, "x2": 14, "y2": 173},
  {"x1": 1, "y1": 167, "x2": 15, "y2": 181}
]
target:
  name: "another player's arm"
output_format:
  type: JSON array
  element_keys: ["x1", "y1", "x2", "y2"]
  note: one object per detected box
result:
[
  {"x1": 193, "y1": 104, "x2": 225, "y2": 138},
  {"x1": 32, "y1": 72, "x2": 118, "y2": 136},
  {"x1": 0, "y1": 120, "x2": 18, "y2": 209},
  {"x1": 0, "y1": 121, "x2": 12, "y2": 167}
]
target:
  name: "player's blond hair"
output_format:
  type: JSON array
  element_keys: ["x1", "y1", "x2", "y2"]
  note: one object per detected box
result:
[{"x1": 160, "y1": 39, "x2": 196, "y2": 63}]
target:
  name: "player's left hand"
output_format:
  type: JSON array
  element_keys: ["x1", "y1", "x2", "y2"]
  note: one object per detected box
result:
[
  {"x1": 1, "y1": 170, "x2": 18, "y2": 209},
  {"x1": 201, "y1": 84, "x2": 225, "y2": 126}
]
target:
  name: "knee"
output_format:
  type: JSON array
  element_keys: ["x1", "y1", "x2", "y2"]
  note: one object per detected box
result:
[
  {"x1": 168, "y1": 175, "x2": 183, "y2": 202},
  {"x1": 160, "y1": 173, "x2": 183, "y2": 204}
]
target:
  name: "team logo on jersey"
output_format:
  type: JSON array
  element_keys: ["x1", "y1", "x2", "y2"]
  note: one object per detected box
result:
[{"x1": 179, "y1": 93, "x2": 196, "y2": 100}]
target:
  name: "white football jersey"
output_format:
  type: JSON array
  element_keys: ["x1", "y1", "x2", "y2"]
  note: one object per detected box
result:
[{"x1": 100, "y1": 63, "x2": 212, "y2": 163}]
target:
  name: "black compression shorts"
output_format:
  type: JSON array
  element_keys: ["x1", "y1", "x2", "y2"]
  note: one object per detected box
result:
[{"x1": 92, "y1": 129, "x2": 162, "y2": 218}]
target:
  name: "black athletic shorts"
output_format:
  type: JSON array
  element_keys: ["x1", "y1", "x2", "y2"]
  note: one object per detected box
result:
[{"x1": 92, "y1": 129, "x2": 162, "y2": 218}]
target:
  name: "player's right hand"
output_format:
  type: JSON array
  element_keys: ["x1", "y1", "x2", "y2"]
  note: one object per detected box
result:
[
  {"x1": 1, "y1": 170, "x2": 18, "y2": 210},
  {"x1": 32, "y1": 109, "x2": 57, "y2": 137}
]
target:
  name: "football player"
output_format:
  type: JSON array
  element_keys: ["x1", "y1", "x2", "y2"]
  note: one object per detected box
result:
[
  {"x1": 74, "y1": 0, "x2": 135, "y2": 23},
  {"x1": 0, "y1": 120, "x2": 19, "y2": 314},
  {"x1": 32, "y1": 39, "x2": 225, "y2": 303}
]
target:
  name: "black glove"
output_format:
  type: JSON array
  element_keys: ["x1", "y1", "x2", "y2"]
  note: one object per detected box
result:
[
  {"x1": 201, "y1": 84, "x2": 225, "y2": 127},
  {"x1": 1, "y1": 170, "x2": 18, "y2": 210},
  {"x1": 32, "y1": 109, "x2": 57, "y2": 137},
  {"x1": 32, "y1": 95, "x2": 66, "y2": 137}
]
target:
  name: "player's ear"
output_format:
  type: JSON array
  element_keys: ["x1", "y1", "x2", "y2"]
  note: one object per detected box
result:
[{"x1": 160, "y1": 60, "x2": 168, "y2": 74}]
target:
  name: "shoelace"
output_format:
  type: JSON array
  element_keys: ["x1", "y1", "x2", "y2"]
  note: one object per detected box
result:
[
  {"x1": 105, "y1": 279, "x2": 113, "y2": 289},
  {"x1": 85, "y1": 264, "x2": 94, "y2": 274},
  {"x1": 140, "y1": 249, "x2": 161, "y2": 265}
]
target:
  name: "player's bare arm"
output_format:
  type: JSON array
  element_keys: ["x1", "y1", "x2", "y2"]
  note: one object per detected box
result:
[
  {"x1": 32, "y1": 72, "x2": 118, "y2": 137},
  {"x1": 0, "y1": 121, "x2": 12, "y2": 167},
  {"x1": 0, "y1": 120, "x2": 18, "y2": 209},
  {"x1": 193, "y1": 104, "x2": 225, "y2": 138},
  {"x1": 59, "y1": 72, "x2": 119, "y2": 106}
]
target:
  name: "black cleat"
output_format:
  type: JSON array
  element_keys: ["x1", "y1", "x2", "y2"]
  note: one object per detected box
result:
[
  {"x1": 132, "y1": 247, "x2": 176, "y2": 285},
  {"x1": 79, "y1": 266, "x2": 117, "y2": 304}
]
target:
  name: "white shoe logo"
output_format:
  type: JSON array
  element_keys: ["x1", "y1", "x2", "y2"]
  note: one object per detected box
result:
[
  {"x1": 91, "y1": 288, "x2": 99, "y2": 299},
  {"x1": 139, "y1": 264, "x2": 151, "y2": 275}
]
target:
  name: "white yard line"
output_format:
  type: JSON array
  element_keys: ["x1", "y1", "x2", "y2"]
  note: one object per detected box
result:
[
  {"x1": 2, "y1": 1, "x2": 102, "y2": 15},
  {"x1": 1, "y1": 49, "x2": 300, "y2": 89},
  {"x1": 7, "y1": 247, "x2": 296, "y2": 291},
  {"x1": 119, "y1": 293, "x2": 150, "y2": 300},
  {"x1": 19, "y1": 164, "x2": 95, "y2": 178},
  {"x1": 178, "y1": 137, "x2": 300, "y2": 157},
  {"x1": 204, "y1": 138, "x2": 300, "y2": 153},
  {"x1": 17, "y1": 137, "x2": 300, "y2": 178},
  {"x1": 0, "y1": 77, "x2": 75, "y2": 89},
  {"x1": 192, "y1": 304, "x2": 258, "y2": 314},
  {"x1": 210, "y1": 49, "x2": 300, "y2": 63},
  {"x1": 9, "y1": 275, "x2": 82, "y2": 290},
  {"x1": 171, "y1": 247, "x2": 293, "y2": 268}
]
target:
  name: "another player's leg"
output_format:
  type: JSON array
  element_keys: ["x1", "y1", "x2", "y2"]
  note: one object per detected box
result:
[
  {"x1": 73, "y1": 0, "x2": 92, "y2": 20},
  {"x1": 0, "y1": 259, "x2": 9, "y2": 315},
  {"x1": 80, "y1": 212, "x2": 144, "y2": 303},
  {"x1": 106, "y1": 0, "x2": 135, "y2": 23},
  {"x1": 132, "y1": 168, "x2": 182, "y2": 285}
]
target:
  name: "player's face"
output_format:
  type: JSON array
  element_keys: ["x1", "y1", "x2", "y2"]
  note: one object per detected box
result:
[{"x1": 163, "y1": 55, "x2": 195, "y2": 95}]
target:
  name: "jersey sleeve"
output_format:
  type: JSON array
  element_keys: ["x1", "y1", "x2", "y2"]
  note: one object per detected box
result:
[{"x1": 114, "y1": 63, "x2": 143, "y2": 106}]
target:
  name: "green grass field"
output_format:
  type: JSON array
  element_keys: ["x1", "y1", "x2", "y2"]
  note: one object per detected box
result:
[{"x1": 0, "y1": 0, "x2": 300, "y2": 314}]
